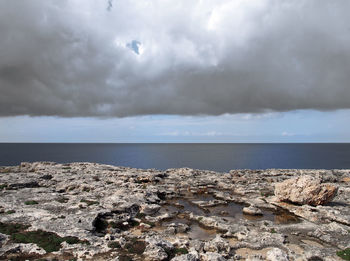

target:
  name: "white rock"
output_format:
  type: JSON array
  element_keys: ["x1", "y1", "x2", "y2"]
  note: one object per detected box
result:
[
  {"x1": 275, "y1": 175, "x2": 337, "y2": 206},
  {"x1": 266, "y1": 248, "x2": 288, "y2": 261}
]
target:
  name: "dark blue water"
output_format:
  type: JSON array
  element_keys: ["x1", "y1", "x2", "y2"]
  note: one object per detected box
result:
[{"x1": 0, "y1": 143, "x2": 350, "y2": 172}]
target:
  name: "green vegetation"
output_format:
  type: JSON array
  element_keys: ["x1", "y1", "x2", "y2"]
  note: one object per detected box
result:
[
  {"x1": 62, "y1": 166, "x2": 71, "y2": 170},
  {"x1": 0, "y1": 184, "x2": 7, "y2": 190},
  {"x1": 270, "y1": 228, "x2": 277, "y2": 233},
  {"x1": 108, "y1": 241, "x2": 121, "y2": 249},
  {"x1": 174, "y1": 247, "x2": 189, "y2": 255},
  {"x1": 25, "y1": 200, "x2": 39, "y2": 205},
  {"x1": 80, "y1": 199, "x2": 98, "y2": 206},
  {"x1": 164, "y1": 247, "x2": 189, "y2": 259},
  {"x1": 6, "y1": 210, "x2": 16, "y2": 214},
  {"x1": 136, "y1": 212, "x2": 146, "y2": 219},
  {"x1": 337, "y1": 248, "x2": 350, "y2": 260},
  {"x1": 11, "y1": 230, "x2": 88, "y2": 253},
  {"x1": 0, "y1": 222, "x2": 89, "y2": 253},
  {"x1": 0, "y1": 222, "x2": 29, "y2": 235},
  {"x1": 129, "y1": 220, "x2": 140, "y2": 227}
]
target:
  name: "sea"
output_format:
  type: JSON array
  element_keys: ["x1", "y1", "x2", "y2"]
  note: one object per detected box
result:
[{"x1": 1, "y1": 143, "x2": 350, "y2": 172}]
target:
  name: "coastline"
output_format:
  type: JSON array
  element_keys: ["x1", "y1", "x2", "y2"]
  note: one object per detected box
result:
[{"x1": 0, "y1": 162, "x2": 349, "y2": 260}]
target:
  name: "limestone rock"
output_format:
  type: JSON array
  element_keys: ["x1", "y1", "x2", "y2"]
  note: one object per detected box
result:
[
  {"x1": 242, "y1": 205, "x2": 263, "y2": 216},
  {"x1": 275, "y1": 175, "x2": 337, "y2": 206},
  {"x1": 144, "y1": 244, "x2": 168, "y2": 261},
  {"x1": 200, "y1": 252, "x2": 226, "y2": 261},
  {"x1": 171, "y1": 253, "x2": 198, "y2": 261},
  {"x1": 266, "y1": 248, "x2": 288, "y2": 261}
]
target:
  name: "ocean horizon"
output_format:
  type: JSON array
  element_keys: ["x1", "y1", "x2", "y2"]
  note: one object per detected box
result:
[{"x1": 1, "y1": 143, "x2": 350, "y2": 172}]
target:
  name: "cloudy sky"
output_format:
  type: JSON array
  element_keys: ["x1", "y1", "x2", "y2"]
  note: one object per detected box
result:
[{"x1": 1, "y1": 0, "x2": 350, "y2": 142}]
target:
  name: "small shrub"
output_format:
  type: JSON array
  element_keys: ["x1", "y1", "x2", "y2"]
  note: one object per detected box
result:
[
  {"x1": 11, "y1": 230, "x2": 88, "y2": 253},
  {"x1": 136, "y1": 212, "x2": 146, "y2": 219},
  {"x1": 129, "y1": 220, "x2": 140, "y2": 227},
  {"x1": 143, "y1": 220, "x2": 155, "y2": 228},
  {"x1": 0, "y1": 222, "x2": 29, "y2": 235},
  {"x1": 270, "y1": 228, "x2": 277, "y2": 233},
  {"x1": 25, "y1": 200, "x2": 39, "y2": 205},
  {"x1": 174, "y1": 247, "x2": 189, "y2": 255},
  {"x1": 0, "y1": 184, "x2": 7, "y2": 190},
  {"x1": 6, "y1": 210, "x2": 16, "y2": 214},
  {"x1": 337, "y1": 248, "x2": 350, "y2": 260},
  {"x1": 108, "y1": 241, "x2": 121, "y2": 249}
]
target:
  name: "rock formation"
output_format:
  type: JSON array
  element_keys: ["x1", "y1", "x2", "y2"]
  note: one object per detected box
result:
[
  {"x1": 274, "y1": 175, "x2": 338, "y2": 206},
  {"x1": 0, "y1": 162, "x2": 349, "y2": 260}
]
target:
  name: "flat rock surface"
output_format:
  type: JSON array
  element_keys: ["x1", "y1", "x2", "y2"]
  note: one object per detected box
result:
[{"x1": 0, "y1": 162, "x2": 350, "y2": 260}]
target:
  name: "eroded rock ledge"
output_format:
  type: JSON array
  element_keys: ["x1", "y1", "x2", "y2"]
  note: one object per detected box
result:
[{"x1": 0, "y1": 162, "x2": 350, "y2": 260}]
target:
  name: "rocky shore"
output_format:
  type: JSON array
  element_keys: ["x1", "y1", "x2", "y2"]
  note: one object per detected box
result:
[{"x1": 0, "y1": 162, "x2": 350, "y2": 261}]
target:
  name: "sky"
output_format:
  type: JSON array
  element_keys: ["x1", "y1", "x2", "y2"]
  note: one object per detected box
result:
[{"x1": 1, "y1": 0, "x2": 350, "y2": 143}]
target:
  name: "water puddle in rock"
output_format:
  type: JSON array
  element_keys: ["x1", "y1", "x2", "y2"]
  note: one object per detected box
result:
[
  {"x1": 152, "y1": 193, "x2": 299, "y2": 241},
  {"x1": 165, "y1": 193, "x2": 299, "y2": 224},
  {"x1": 159, "y1": 217, "x2": 217, "y2": 241}
]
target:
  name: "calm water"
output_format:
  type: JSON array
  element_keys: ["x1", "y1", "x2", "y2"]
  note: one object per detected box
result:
[{"x1": 1, "y1": 143, "x2": 350, "y2": 172}]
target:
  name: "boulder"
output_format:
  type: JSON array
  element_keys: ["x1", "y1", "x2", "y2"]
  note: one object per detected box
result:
[{"x1": 275, "y1": 175, "x2": 337, "y2": 206}]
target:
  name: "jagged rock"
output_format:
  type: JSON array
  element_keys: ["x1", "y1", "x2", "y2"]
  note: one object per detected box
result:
[
  {"x1": 141, "y1": 204, "x2": 161, "y2": 215},
  {"x1": 275, "y1": 175, "x2": 338, "y2": 206},
  {"x1": 0, "y1": 162, "x2": 348, "y2": 260},
  {"x1": 171, "y1": 253, "x2": 198, "y2": 261},
  {"x1": 144, "y1": 244, "x2": 168, "y2": 261},
  {"x1": 266, "y1": 248, "x2": 288, "y2": 261},
  {"x1": 203, "y1": 235, "x2": 231, "y2": 254}
]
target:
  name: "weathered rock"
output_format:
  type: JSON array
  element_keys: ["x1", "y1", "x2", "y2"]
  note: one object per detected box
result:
[
  {"x1": 242, "y1": 205, "x2": 263, "y2": 216},
  {"x1": 200, "y1": 252, "x2": 226, "y2": 261},
  {"x1": 141, "y1": 204, "x2": 161, "y2": 215},
  {"x1": 266, "y1": 248, "x2": 288, "y2": 261},
  {"x1": 275, "y1": 175, "x2": 338, "y2": 206},
  {"x1": 171, "y1": 253, "x2": 198, "y2": 261},
  {"x1": 144, "y1": 245, "x2": 168, "y2": 261},
  {"x1": 0, "y1": 162, "x2": 349, "y2": 260}
]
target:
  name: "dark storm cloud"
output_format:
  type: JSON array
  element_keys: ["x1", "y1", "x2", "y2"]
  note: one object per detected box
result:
[{"x1": 1, "y1": 0, "x2": 350, "y2": 117}]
